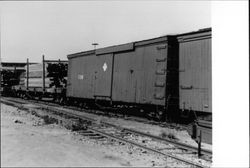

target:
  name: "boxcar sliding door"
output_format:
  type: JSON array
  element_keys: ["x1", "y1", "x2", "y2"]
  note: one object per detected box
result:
[{"x1": 93, "y1": 53, "x2": 114, "y2": 98}]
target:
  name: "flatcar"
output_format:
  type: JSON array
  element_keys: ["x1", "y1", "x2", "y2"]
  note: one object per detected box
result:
[
  {"x1": 12, "y1": 56, "x2": 68, "y2": 101},
  {"x1": 0, "y1": 62, "x2": 28, "y2": 96}
]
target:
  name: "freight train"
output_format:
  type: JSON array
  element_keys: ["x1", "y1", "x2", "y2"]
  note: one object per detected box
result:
[{"x1": 4, "y1": 28, "x2": 211, "y2": 123}]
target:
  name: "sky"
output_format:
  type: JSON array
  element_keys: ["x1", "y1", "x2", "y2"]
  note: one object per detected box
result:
[{"x1": 0, "y1": 1, "x2": 211, "y2": 62}]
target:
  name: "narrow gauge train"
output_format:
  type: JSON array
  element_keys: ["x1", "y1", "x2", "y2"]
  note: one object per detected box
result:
[
  {"x1": 9, "y1": 28, "x2": 211, "y2": 123},
  {"x1": 66, "y1": 28, "x2": 211, "y2": 122},
  {"x1": 11, "y1": 56, "x2": 68, "y2": 101}
]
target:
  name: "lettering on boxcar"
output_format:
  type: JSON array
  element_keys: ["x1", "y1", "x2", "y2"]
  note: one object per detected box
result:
[{"x1": 78, "y1": 74, "x2": 84, "y2": 80}]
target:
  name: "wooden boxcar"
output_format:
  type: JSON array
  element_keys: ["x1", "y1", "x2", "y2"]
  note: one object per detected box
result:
[
  {"x1": 67, "y1": 36, "x2": 179, "y2": 120},
  {"x1": 67, "y1": 28, "x2": 212, "y2": 121},
  {"x1": 177, "y1": 28, "x2": 212, "y2": 119}
]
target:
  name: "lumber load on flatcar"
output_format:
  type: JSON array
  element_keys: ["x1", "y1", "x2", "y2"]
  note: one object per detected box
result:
[
  {"x1": 19, "y1": 60, "x2": 68, "y2": 89},
  {"x1": 20, "y1": 63, "x2": 51, "y2": 88},
  {"x1": 11, "y1": 57, "x2": 68, "y2": 101}
]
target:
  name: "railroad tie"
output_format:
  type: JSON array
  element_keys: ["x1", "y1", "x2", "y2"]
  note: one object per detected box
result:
[{"x1": 77, "y1": 130, "x2": 104, "y2": 139}]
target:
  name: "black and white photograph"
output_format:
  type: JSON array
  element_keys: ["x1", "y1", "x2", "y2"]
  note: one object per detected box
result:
[{"x1": 0, "y1": 1, "x2": 248, "y2": 168}]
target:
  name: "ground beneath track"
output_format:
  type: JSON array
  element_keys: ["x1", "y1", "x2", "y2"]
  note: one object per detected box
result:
[
  {"x1": 54, "y1": 105, "x2": 212, "y2": 151},
  {"x1": 1, "y1": 103, "x2": 187, "y2": 167}
]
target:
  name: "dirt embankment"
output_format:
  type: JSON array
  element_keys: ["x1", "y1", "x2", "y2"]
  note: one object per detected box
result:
[{"x1": 1, "y1": 103, "x2": 173, "y2": 167}]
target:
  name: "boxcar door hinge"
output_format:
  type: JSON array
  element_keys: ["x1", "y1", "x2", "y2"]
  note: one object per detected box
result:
[
  {"x1": 156, "y1": 45, "x2": 167, "y2": 50},
  {"x1": 156, "y1": 69, "x2": 166, "y2": 75},
  {"x1": 155, "y1": 81, "x2": 165, "y2": 87},
  {"x1": 180, "y1": 85, "x2": 193, "y2": 90},
  {"x1": 156, "y1": 58, "x2": 167, "y2": 62},
  {"x1": 154, "y1": 93, "x2": 165, "y2": 100}
]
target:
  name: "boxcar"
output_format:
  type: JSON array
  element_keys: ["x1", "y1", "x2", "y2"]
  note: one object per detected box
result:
[
  {"x1": 177, "y1": 28, "x2": 212, "y2": 119},
  {"x1": 67, "y1": 36, "x2": 180, "y2": 120}
]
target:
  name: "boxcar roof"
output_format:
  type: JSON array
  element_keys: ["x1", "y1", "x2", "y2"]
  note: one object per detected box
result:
[
  {"x1": 67, "y1": 50, "x2": 95, "y2": 59},
  {"x1": 177, "y1": 27, "x2": 211, "y2": 42},
  {"x1": 96, "y1": 42, "x2": 134, "y2": 55},
  {"x1": 67, "y1": 35, "x2": 173, "y2": 59},
  {"x1": 67, "y1": 27, "x2": 211, "y2": 59}
]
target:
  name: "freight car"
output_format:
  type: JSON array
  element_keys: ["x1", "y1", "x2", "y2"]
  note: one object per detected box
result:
[
  {"x1": 66, "y1": 28, "x2": 212, "y2": 122},
  {"x1": 66, "y1": 36, "x2": 178, "y2": 121},
  {"x1": 12, "y1": 56, "x2": 68, "y2": 101},
  {"x1": 177, "y1": 28, "x2": 212, "y2": 121},
  {"x1": 0, "y1": 62, "x2": 33, "y2": 96}
]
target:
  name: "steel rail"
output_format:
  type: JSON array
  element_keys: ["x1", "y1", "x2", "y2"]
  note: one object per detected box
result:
[
  {"x1": 99, "y1": 121, "x2": 212, "y2": 156},
  {"x1": 124, "y1": 127, "x2": 212, "y2": 156},
  {"x1": 41, "y1": 105, "x2": 212, "y2": 156},
  {"x1": 89, "y1": 127, "x2": 209, "y2": 168},
  {"x1": 37, "y1": 100, "x2": 212, "y2": 156}
]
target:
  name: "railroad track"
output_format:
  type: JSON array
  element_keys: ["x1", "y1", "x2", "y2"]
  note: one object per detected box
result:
[
  {"x1": 1, "y1": 97, "x2": 212, "y2": 155},
  {"x1": 4, "y1": 97, "x2": 212, "y2": 155},
  {"x1": 1, "y1": 97, "x2": 212, "y2": 168}
]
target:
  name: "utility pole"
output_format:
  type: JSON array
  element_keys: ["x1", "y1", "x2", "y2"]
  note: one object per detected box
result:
[
  {"x1": 42, "y1": 55, "x2": 45, "y2": 92},
  {"x1": 26, "y1": 58, "x2": 29, "y2": 90},
  {"x1": 92, "y1": 43, "x2": 99, "y2": 50}
]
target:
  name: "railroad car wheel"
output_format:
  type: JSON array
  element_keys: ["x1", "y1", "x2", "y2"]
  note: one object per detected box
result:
[
  {"x1": 157, "y1": 110, "x2": 165, "y2": 122},
  {"x1": 155, "y1": 106, "x2": 166, "y2": 122},
  {"x1": 80, "y1": 102, "x2": 85, "y2": 109}
]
